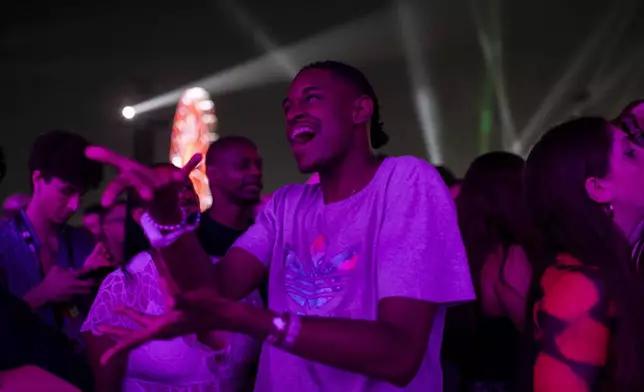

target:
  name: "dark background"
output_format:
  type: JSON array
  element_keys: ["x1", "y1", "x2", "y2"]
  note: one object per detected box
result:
[{"x1": 2, "y1": 0, "x2": 643, "y2": 206}]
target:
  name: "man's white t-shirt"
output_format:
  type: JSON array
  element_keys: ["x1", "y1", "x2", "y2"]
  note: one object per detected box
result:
[{"x1": 234, "y1": 156, "x2": 475, "y2": 392}]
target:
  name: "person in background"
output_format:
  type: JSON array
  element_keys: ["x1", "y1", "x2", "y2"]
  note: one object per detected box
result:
[
  {"x1": 0, "y1": 130, "x2": 111, "y2": 345},
  {"x1": 98, "y1": 200, "x2": 127, "y2": 267},
  {"x1": 2, "y1": 193, "x2": 31, "y2": 220},
  {"x1": 0, "y1": 143, "x2": 94, "y2": 392},
  {"x1": 436, "y1": 166, "x2": 462, "y2": 199},
  {"x1": 88, "y1": 60, "x2": 475, "y2": 392},
  {"x1": 82, "y1": 163, "x2": 262, "y2": 392},
  {"x1": 82, "y1": 204, "x2": 104, "y2": 238},
  {"x1": 524, "y1": 117, "x2": 644, "y2": 391},
  {"x1": 443, "y1": 152, "x2": 534, "y2": 392},
  {"x1": 612, "y1": 99, "x2": 644, "y2": 273},
  {"x1": 197, "y1": 136, "x2": 263, "y2": 258}
]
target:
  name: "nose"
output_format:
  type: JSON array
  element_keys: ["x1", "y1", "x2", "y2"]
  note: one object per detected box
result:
[
  {"x1": 286, "y1": 103, "x2": 305, "y2": 124},
  {"x1": 67, "y1": 194, "x2": 81, "y2": 213},
  {"x1": 249, "y1": 162, "x2": 262, "y2": 176}
]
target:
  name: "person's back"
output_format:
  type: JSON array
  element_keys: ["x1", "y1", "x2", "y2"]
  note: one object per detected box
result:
[
  {"x1": 443, "y1": 152, "x2": 532, "y2": 392},
  {"x1": 467, "y1": 247, "x2": 525, "y2": 388}
]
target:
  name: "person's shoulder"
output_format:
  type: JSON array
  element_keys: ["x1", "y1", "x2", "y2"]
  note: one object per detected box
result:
[
  {"x1": 0, "y1": 218, "x2": 17, "y2": 236},
  {"x1": 383, "y1": 156, "x2": 442, "y2": 181},
  {"x1": 272, "y1": 182, "x2": 319, "y2": 204},
  {"x1": 124, "y1": 251, "x2": 153, "y2": 274},
  {"x1": 0, "y1": 218, "x2": 19, "y2": 251},
  {"x1": 380, "y1": 156, "x2": 448, "y2": 195},
  {"x1": 539, "y1": 260, "x2": 608, "y2": 320}
]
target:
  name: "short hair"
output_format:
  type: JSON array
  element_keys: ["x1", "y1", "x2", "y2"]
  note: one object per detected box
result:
[
  {"x1": 28, "y1": 130, "x2": 103, "y2": 191},
  {"x1": 299, "y1": 61, "x2": 389, "y2": 149},
  {"x1": 205, "y1": 136, "x2": 257, "y2": 167}
]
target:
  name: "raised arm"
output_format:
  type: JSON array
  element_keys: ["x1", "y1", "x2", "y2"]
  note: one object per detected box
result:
[{"x1": 84, "y1": 147, "x2": 268, "y2": 300}]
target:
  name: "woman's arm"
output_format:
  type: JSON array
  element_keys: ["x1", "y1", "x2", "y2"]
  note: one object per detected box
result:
[
  {"x1": 533, "y1": 271, "x2": 611, "y2": 392},
  {"x1": 84, "y1": 333, "x2": 128, "y2": 392},
  {"x1": 496, "y1": 245, "x2": 532, "y2": 331}
]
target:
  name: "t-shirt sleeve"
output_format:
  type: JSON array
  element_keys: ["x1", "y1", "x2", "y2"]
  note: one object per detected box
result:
[
  {"x1": 376, "y1": 159, "x2": 475, "y2": 304},
  {"x1": 231, "y1": 188, "x2": 280, "y2": 267}
]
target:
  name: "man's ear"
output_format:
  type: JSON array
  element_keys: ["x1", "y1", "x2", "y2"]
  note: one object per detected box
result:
[
  {"x1": 585, "y1": 176, "x2": 613, "y2": 204},
  {"x1": 353, "y1": 95, "x2": 374, "y2": 126},
  {"x1": 31, "y1": 170, "x2": 43, "y2": 193}
]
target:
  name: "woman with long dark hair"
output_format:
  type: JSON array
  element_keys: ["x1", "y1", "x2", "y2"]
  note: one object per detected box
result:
[
  {"x1": 524, "y1": 116, "x2": 644, "y2": 392},
  {"x1": 443, "y1": 151, "x2": 534, "y2": 391}
]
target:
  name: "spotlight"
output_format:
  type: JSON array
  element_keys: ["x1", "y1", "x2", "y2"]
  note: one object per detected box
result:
[{"x1": 122, "y1": 106, "x2": 136, "y2": 120}]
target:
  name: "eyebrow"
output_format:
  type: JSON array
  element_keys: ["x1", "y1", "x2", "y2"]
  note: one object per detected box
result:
[{"x1": 282, "y1": 86, "x2": 322, "y2": 108}]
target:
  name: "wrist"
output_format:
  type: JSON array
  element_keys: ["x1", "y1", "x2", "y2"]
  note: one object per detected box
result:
[
  {"x1": 225, "y1": 302, "x2": 275, "y2": 340},
  {"x1": 23, "y1": 286, "x2": 46, "y2": 311},
  {"x1": 149, "y1": 205, "x2": 183, "y2": 226}
]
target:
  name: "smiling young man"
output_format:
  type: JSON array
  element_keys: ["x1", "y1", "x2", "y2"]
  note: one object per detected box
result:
[{"x1": 89, "y1": 61, "x2": 475, "y2": 392}]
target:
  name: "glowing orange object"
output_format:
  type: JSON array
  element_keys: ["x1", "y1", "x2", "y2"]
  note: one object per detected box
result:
[{"x1": 170, "y1": 87, "x2": 218, "y2": 211}]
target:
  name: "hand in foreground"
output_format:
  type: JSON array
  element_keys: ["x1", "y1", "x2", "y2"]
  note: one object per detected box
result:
[
  {"x1": 98, "y1": 287, "x2": 229, "y2": 365},
  {"x1": 84, "y1": 146, "x2": 202, "y2": 222}
]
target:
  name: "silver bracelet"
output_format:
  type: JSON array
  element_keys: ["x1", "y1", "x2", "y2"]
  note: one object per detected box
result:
[
  {"x1": 282, "y1": 313, "x2": 302, "y2": 348},
  {"x1": 265, "y1": 313, "x2": 288, "y2": 345}
]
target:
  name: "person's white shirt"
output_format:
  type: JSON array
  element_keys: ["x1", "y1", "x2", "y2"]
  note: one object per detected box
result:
[{"x1": 82, "y1": 251, "x2": 263, "y2": 392}]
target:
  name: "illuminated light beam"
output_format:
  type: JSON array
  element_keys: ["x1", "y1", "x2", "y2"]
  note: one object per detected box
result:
[
  {"x1": 513, "y1": 3, "x2": 627, "y2": 153},
  {"x1": 478, "y1": 73, "x2": 495, "y2": 154},
  {"x1": 130, "y1": 9, "x2": 399, "y2": 115},
  {"x1": 579, "y1": 51, "x2": 642, "y2": 115},
  {"x1": 584, "y1": 0, "x2": 639, "y2": 96},
  {"x1": 471, "y1": 0, "x2": 516, "y2": 150},
  {"x1": 396, "y1": 0, "x2": 443, "y2": 164},
  {"x1": 218, "y1": 0, "x2": 298, "y2": 77}
]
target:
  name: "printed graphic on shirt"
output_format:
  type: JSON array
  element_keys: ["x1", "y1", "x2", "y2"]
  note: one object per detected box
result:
[{"x1": 284, "y1": 234, "x2": 359, "y2": 311}]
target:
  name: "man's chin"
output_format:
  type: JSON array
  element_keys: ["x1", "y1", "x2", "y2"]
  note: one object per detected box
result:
[{"x1": 296, "y1": 160, "x2": 319, "y2": 174}]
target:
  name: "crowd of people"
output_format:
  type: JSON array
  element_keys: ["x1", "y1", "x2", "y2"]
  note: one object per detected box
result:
[{"x1": 1, "y1": 60, "x2": 644, "y2": 392}]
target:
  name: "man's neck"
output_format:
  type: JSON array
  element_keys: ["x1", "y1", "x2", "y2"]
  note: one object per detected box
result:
[
  {"x1": 319, "y1": 148, "x2": 380, "y2": 204},
  {"x1": 25, "y1": 201, "x2": 59, "y2": 240},
  {"x1": 207, "y1": 197, "x2": 252, "y2": 231}
]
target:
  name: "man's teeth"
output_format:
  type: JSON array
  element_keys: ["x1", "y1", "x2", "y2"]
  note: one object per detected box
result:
[{"x1": 293, "y1": 127, "x2": 314, "y2": 137}]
